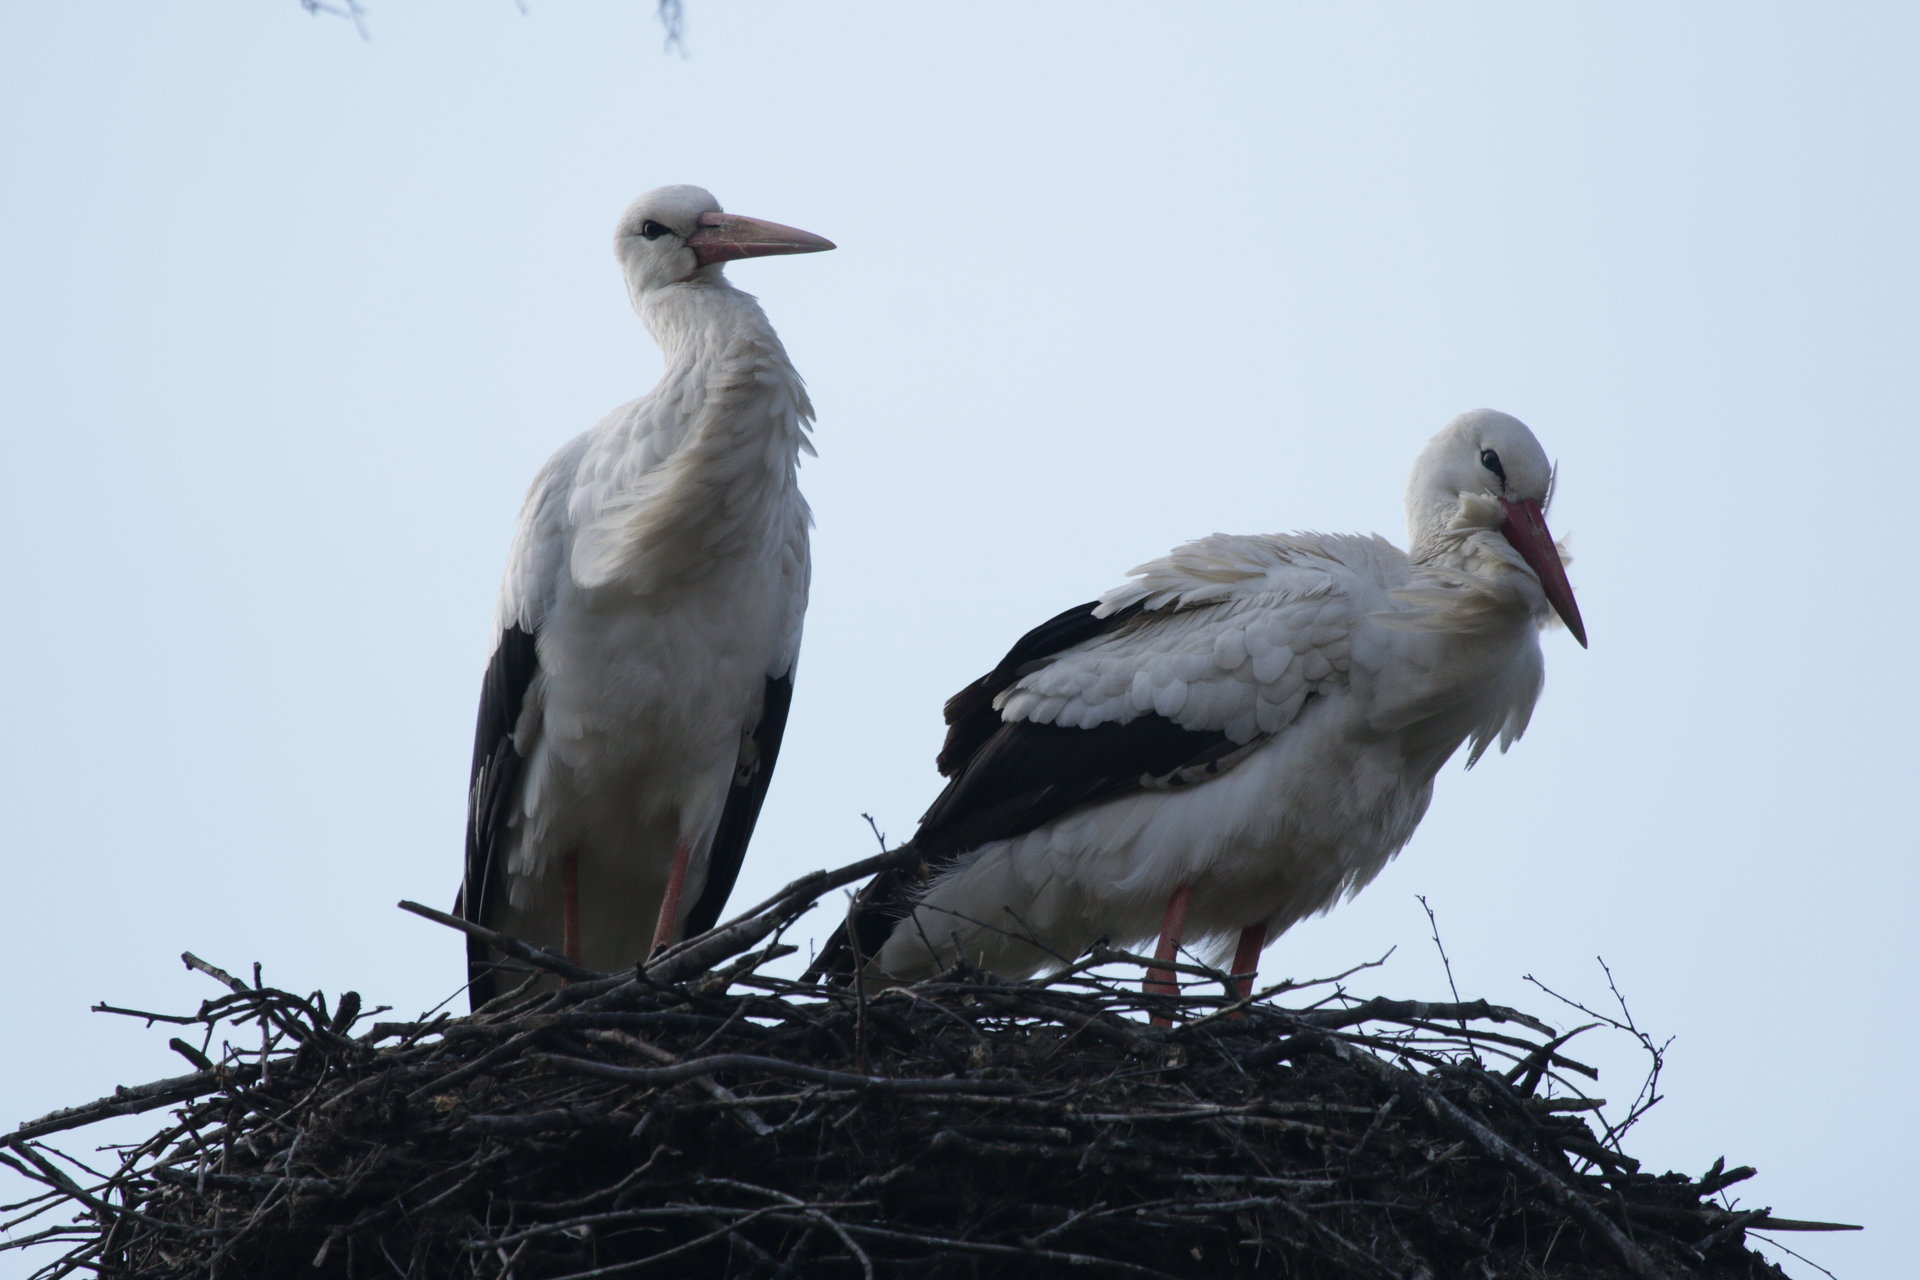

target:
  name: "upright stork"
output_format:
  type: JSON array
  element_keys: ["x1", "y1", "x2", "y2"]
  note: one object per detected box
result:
[
  {"x1": 813, "y1": 410, "x2": 1585, "y2": 1003},
  {"x1": 461, "y1": 185, "x2": 833, "y2": 1007}
]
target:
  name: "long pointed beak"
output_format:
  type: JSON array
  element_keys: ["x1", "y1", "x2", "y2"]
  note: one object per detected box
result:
[
  {"x1": 687, "y1": 211, "x2": 835, "y2": 267},
  {"x1": 1498, "y1": 498, "x2": 1588, "y2": 648}
]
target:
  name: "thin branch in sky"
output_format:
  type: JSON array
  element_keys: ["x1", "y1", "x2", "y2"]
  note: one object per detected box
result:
[
  {"x1": 295, "y1": 0, "x2": 679, "y2": 48},
  {"x1": 658, "y1": 0, "x2": 687, "y2": 54},
  {"x1": 299, "y1": 0, "x2": 370, "y2": 41}
]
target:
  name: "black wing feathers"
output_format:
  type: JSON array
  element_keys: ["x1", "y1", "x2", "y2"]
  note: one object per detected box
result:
[
  {"x1": 814, "y1": 716, "x2": 1237, "y2": 977},
  {"x1": 816, "y1": 857, "x2": 927, "y2": 979},
  {"x1": 816, "y1": 596, "x2": 1242, "y2": 981},
  {"x1": 460, "y1": 623, "x2": 539, "y2": 1008},
  {"x1": 925, "y1": 595, "x2": 1231, "y2": 855},
  {"x1": 915, "y1": 716, "x2": 1239, "y2": 857},
  {"x1": 937, "y1": 599, "x2": 1144, "y2": 775},
  {"x1": 684, "y1": 673, "x2": 795, "y2": 937}
]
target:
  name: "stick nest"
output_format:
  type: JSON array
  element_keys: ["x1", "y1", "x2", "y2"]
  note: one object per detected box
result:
[{"x1": 4, "y1": 854, "x2": 1842, "y2": 1279}]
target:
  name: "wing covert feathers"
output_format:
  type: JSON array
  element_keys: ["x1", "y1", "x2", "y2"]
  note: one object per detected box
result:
[{"x1": 937, "y1": 600, "x2": 1144, "y2": 776}]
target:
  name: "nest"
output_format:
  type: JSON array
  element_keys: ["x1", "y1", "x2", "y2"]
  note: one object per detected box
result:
[{"x1": 3, "y1": 851, "x2": 1847, "y2": 1279}]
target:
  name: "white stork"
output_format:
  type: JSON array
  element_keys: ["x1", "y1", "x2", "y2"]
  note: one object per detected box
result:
[
  {"x1": 813, "y1": 409, "x2": 1585, "y2": 1003},
  {"x1": 459, "y1": 185, "x2": 833, "y2": 1007}
]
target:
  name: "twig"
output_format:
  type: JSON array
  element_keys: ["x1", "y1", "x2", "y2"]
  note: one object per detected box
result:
[
  {"x1": 397, "y1": 900, "x2": 599, "y2": 984},
  {"x1": 1416, "y1": 895, "x2": 1466, "y2": 1035},
  {"x1": 533, "y1": 1052, "x2": 1031, "y2": 1096},
  {"x1": 7, "y1": 1066, "x2": 256, "y2": 1148}
]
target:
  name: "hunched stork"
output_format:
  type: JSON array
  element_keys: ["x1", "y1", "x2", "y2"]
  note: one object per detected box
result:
[
  {"x1": 812, "y1": 410, "x2": 1585, "y2": 1000},
  {"x1": 460, "y1": 185, "x2": 833, "y2": 1008}
]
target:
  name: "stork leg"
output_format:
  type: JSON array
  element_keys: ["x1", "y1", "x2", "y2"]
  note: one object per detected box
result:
[
  {"x1": 649, "y1": 841, "x2": 692, "y2": 956},
  {"x1": 1229, "y1": 922, "x2": 1266, "y2": 1003},
  {"x1": 1145, "y1": 883, "x2": 1193, "y2": 1025},
  {"x1": 561, "y1": 850, "x2": 582, "y2": 966}
]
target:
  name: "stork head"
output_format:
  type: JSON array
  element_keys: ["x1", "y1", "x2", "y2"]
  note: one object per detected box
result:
[
  {"x1": 613, "y1": 185, "x2": 835, "y2": 301},
  {"x1": 1406, "y1": 409, "x2": 1587, "y2": 647}
]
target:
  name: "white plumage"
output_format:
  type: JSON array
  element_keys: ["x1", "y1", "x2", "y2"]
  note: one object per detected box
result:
[
  {"x1": 816, "y1": 409, "x2": 1585, "y2": 995},
  {"x1": 460, "y1": 185, "x2": 833, "y2": 1007}
]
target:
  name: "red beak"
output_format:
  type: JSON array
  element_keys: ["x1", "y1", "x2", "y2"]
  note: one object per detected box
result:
[
  {"x1": 1498, "y1": 499, "x2": 1588, "y2": 648},
  {"x1": 687, "y1": 211, "x2": 835, "y2": 267}
]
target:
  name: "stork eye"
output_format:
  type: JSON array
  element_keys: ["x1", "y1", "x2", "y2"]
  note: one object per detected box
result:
[
  {"x1": 1479, "y1": 448, "x2": 1506, "y2": 482},
  {"x1": 639, "y1": 219, "x2": 672, "y2": 241}
]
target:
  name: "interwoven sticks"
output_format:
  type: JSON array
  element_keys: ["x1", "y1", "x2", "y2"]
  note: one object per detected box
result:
[{"x1": 3, "y1": 860, "x2": 1849, "y2": 1279}]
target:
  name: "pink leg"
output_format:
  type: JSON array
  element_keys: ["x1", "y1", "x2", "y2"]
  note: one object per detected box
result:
[
  {"x1": 1145, "y1": 883, "x2": 1193, "y2": 1024},
  {"x1": 1229, "y1": 922, "x2": 1266, "y2": 1003},
  {"x1": 650, "y1": 842, "x2": 692, "y2": 956},
  {"x1": 561, "y1": 850, "x2": 582, "y2": 966}
]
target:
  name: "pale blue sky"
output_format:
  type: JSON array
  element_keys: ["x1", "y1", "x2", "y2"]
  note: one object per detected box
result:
[{"x1": 4, "y1": 4, "x2": 1915, "y2": 1275}]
